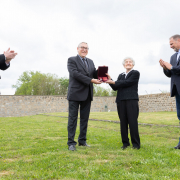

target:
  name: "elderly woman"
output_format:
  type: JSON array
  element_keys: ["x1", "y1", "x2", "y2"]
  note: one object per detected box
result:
[{"x1": 106, "y1": 57, "x2": 140, "y2": 149}]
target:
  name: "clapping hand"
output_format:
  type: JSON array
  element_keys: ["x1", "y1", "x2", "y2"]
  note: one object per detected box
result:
[
  {"x1": 163, "y1": 61, "x2": 172, "y2": 70},
  {"x1": 159, "y1": 59, "x2": 172, "y2": 70},
  {"x1": 4, "y1": 48, "x2": 18, "y2": 64}
]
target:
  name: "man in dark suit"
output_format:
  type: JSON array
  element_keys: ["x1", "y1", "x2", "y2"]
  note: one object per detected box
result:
[
  {"x1": 0, "y1": 48, "x2": 17, "y2": 158},
  {"x1": 67, "y1": 42, "x2": 101, "y2": 151},
  {"x1": 159, "y1": 34, "x2": 180, "y2": 149}
]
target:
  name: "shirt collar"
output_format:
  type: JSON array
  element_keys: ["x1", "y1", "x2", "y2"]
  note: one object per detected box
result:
[
  {"x1": 178, "y1": 49, "x2": 180, "y2": 54},
  {"x1": 78, "y1": 54, "x2": 86, "y2": 60},
  {"x1": 123, "y1": 69, "x2": 133, "y2": 76}
]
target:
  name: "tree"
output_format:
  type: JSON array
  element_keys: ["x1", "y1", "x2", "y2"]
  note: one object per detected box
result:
[
  {"x1": 12, "y1": 71, "x2": 33, "y2": 95},
  {"x1": 59, "y1": 77, "x2": 69, "y2": 95},
  {"x1": 12, "y1": 71, "x2": 64, "y2": 95},
  {"x1": 93, "y1": 85, "x2": 112, "y2": 96},
  {"x1": 110, "y1": 90, "x2": 117, "y2": 96}
]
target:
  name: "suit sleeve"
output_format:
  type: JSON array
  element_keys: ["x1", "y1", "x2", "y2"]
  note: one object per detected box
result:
[
  {"x1": 163, "y1": 68, "x2": 171, "y2": 77},
  {"x1": 171, "y1": 64, "x2": 180, "y2": 75},
  {"x1": 0, "y1": 54, "x2": 10, "y2": 70},
  {"x1": 93, "y1": 69, "x2": 98, "y2": 79},
  {"x1": 67, "y1": 57, "x2": 92, "y2": 86},
  {"x1": 109, "y1": 74, "x2": 121, "y2": 91},
  {"x1": 114, "y1": 71, "x2": 140, "y2": 88}
]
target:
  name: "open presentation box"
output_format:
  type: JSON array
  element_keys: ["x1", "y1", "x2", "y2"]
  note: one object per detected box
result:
[{"x1": 98, "y1": 66, "x2": 108, "y2": 82}]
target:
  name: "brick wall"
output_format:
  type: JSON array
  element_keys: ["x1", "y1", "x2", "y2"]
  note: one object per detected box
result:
[{"x1": 0, "y1": 93, "x2": 176, "y2": 117}]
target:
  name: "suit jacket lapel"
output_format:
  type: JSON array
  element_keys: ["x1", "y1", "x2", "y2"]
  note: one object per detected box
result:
[
  {"x1": 121, "y1": 73, "x2": 125, "y2": 80},
  {"x1": 86, "y1": 58, "x2": 91, "y2": 71},
  {"x1": 126, "y1": 70, "x2": 133, "y2": 79},
  {"x1": 77, "y1": 55, "x2": 89, "y2": 74},
  {"x1": 173, "y1": 53, "x2": 178, "y2": 66}
]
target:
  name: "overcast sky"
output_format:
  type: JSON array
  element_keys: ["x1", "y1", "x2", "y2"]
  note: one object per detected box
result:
[{"x1": 0, "y1": 0, "x2": 179, "y2": 95}]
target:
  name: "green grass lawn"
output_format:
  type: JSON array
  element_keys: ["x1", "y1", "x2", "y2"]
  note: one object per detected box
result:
[{"x1": 0, "y1": 112, "x2": 180, "y2": 179}]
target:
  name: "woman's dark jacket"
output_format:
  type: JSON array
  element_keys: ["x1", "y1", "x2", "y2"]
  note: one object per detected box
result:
[{"x1": 110, "y1": 70, "x2": 140, "y2": 103}]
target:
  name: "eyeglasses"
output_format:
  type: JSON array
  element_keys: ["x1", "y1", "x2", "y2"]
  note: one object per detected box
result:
[
  {"x1": 125, "y1": 61, "x2": 133, "y2": 64},
  {"x1": 79, "y1": 46, "x2": 89, "y2": 50}
]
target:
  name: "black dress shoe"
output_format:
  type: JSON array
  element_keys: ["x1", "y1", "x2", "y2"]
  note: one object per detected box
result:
[
  {"x1": 68, "y1": 145, "x2": 76, "y2": 151},
  {"x1": 174, "y1": 144, "x2": 180, "y2": 149},
  {"x1": 78, "y1": 142, "x2": 90, "y2": 147},
  {"x1": 133, "y1": 146, "x2": 140, "y2": 150},
  {"x1": 121, "y1": 145, "x2": 130, "y2": 150}
]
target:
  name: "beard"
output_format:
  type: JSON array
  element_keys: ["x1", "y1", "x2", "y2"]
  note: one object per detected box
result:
[{"x1": 173, "y1": 48, "x2": 179, "y2": 52}]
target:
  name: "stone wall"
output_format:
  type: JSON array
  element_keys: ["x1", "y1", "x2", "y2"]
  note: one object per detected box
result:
[
  {"x1": 0, "y1": 93, "x2": 176, "y2": 117},
  {"x1": 0, "y1": 96, "x2": 68, "y2": 117},
  {"x1": 139, "y1": 93, "x2": 176, "y2": 112}
]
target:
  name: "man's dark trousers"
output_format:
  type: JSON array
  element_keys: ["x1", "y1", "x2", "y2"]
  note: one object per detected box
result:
[
  {"x1": 117, "y1": 100, "x2": 140, "y2": 148},
  {"x1": 175, "y1": 91, "x2": 180, "y2": 144},
  {"x1": 67, "y1": 90, "x2": 91, "y2": 146}
]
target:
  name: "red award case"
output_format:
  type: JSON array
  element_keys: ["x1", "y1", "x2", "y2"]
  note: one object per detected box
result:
[{"x1": 98, "y1": 66, "x2": 108, "y2": 82}]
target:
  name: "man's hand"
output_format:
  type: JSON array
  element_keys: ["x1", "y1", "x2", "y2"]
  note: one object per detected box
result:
[
  {"x1": 4, "y1": 48, "x2": 18, "y2": 64},
  {"x1": 106, "y1": 80, "x2": 115, "y2": 84},
  {"x1": 163, "y1": 61, "x2": 172, "y2": 70},
  {"x1": 91, "y1": 79, "x2": 102, "y2": 84},
  {"x1": 159, "y1": 59, "x2": 168, "y2": 70}
]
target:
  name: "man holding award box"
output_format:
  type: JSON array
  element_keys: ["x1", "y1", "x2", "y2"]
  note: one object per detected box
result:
[{"x1": 67, "y1": 42, "x2": 102, "y2": 151}]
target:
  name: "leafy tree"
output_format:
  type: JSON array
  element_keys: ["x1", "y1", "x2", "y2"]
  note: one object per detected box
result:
[
  {"x1": 93, "y1": 84, "x2": 117, "y2": 96},
  {"x1": 59, "y1": 77, "x2": 69, "y2": 95},
  {"x1": 12, "y1": 71, "x2": 66, "y2": 95},
  {"x1": 93, "y1": 85, "x2": 112, "y2": 96},
  {"x1": 12, "y1": 71, "x2": 33, "y2": 95},
  {"x1": 101, "y1": 89, "x2": 111, "y2": 96},
  {"x1": 110, "y1": 90, "x2": 117, "y2": 96}
]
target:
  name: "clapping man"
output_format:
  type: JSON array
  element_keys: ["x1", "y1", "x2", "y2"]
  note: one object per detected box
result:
[
  {"x1": 0, "y1": 48, "x2": 17, "y2": 158},
  {"x1": 67, "y1": 42, "x2": 101, "y2": 151},
  {"x1": 159, "y1": 34, "x2": 180, "y2": 149}
]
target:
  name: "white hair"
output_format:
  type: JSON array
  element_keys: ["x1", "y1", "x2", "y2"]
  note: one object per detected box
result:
[
  {"x1": 78, "y1": 42, "x2": 89, "y2": 48},
  {"x1": 122, "y1": 57, "x2": 135, "y2": 66}
]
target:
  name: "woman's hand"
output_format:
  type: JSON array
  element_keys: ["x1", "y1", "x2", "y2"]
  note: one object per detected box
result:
[
  {"x1": 106, "y1": 80, "x2": 115, "y2": 84},
  {"x1": 106, "y1": 73, "x2": 111, "y2": 80}
]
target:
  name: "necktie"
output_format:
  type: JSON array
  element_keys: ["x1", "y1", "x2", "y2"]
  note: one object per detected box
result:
[{"x1": 82, "y1": 58, "x2": 88, "y2": 72}]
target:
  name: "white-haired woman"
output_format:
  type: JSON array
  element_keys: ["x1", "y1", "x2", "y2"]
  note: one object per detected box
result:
[{"x1": 106, "y1": 57, "x2": 140, "y2": 150}]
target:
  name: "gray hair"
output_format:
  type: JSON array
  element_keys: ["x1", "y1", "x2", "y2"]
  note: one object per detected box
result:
[
  {"x1": 78, "y1": 42, "x2": 89, "y2": 48},
  {"x1": 122, "y1": 57, "x2": 135, "y2": 65},
  {"x1": 170, "y1": 34, "x2": 180, "y2": 40}
]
